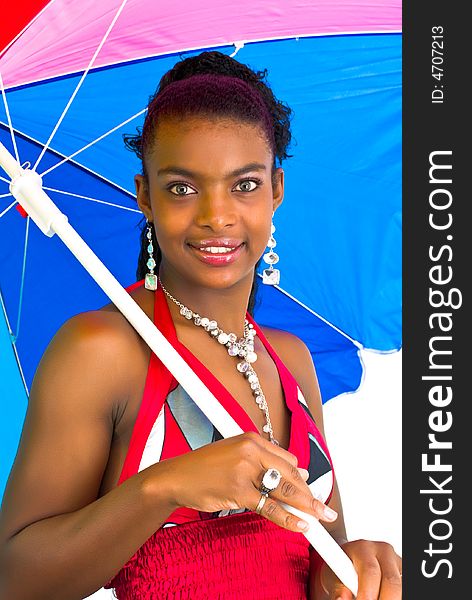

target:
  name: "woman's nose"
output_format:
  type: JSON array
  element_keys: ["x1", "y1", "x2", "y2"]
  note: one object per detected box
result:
[{"x1": 194, "y1": 190, "x2": 237, "y2": 230}]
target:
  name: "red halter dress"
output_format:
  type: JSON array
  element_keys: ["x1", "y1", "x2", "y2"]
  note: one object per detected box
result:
[{"x1": 104, "y1": 280, "x2": 335, "y2": 599}]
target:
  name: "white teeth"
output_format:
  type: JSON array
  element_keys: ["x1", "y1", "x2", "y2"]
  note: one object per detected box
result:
[{"x1": 198, "y1": 246, "x2": 235, "y2": 254}]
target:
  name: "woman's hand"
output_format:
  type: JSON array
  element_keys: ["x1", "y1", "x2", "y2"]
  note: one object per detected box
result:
[
  {"x1": 317, "y1": 539, "x2": 402, "y2": 599},
  {"x1": 156, "y1": 430, "x2": 338, "y2": 533}
]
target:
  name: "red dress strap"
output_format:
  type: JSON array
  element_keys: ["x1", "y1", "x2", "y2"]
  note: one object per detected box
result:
[
  {"x1": 119, "y1": 280, "x2": 311, "y2": 485},
  {"x1": 117, "y1": 281, "x2": 175, "y2": 484}
]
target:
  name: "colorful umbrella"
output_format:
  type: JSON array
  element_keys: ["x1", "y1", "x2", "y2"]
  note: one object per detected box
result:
[{"x1": 0, "y1": 0, "x2": 401, "y2": 562}]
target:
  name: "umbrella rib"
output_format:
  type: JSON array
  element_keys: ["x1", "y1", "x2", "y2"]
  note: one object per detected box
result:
[
  {"x1": 32, "y1": 0, "x2": 130, "y2": 172},
  {"x1": 39, "y1": 108, "x2": 147, "y2": 178},
  {"x1": 14, "y1": 216, "x2": 30, "y2": 344},
  {"x1": 0, "y1": 121, "x2": 136, "y2": 198},
  {"x1": 0, "y1": 286, "x2": 29, "y2": 396},
  {"x1": 256, "y1": 274, "x2": 362, "y2": 348},
  {"x1": 0, "y1": 199, "x2": 17, "y2": 218},
  {"x1": 0, "y1": 71, "x2": 20, "y2": 163},
  {"x1": 43, "y1": 187, "x2": 140, "y2": 213}
]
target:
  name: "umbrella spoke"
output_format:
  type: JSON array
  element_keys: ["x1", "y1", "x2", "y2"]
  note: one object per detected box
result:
[
  {"x1": 257, "y1": 275, "x2": 362, "y2": 347},
  {"x1": 13, "y1": 216, "x2": 30, "y2": 343},
  {"x1": 0, "y1": 287, "x2": 29, "y2": 391},
  {"x1": 0, "y1": 71, "x2": 20, "y2": 163},
  {"x1": 1, "y1": 123, "x2": 135, "y2": 196},
  {"x1": 0, "y1": 199, "x2": 17, "y2": 218},
  {"x1": 39, "y1": 108, "x2": 146, "y2": 178},
  {"x1": 43, "y1": 187, "x2": 140, "y2": 213},
  {"x1": 32, "y1": 0, "x2": 130, "y2": 172}
]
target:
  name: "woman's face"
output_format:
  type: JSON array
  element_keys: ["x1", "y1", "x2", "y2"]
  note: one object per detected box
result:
[{"x1": 136, "y1": 115, "x2": 284, "y2": 291}]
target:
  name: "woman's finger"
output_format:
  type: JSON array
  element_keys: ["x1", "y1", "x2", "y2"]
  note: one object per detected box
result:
[
  {"x1": 378, "y1": 566, "x2": 402, "y2": 599},
  {"x1": 321, "y1": 541, "x2": 402, "y2": 600},
  {"x1": 251, "y1": 489, "x2": 313, "y2": 533},
  {"x1": 252, "y1": 454, "x2": 338, "y2": 525},
  {"x1": 318, "y1": 560, "x2": 354, "y2": 600},
  {"x1": 239, "y1": 433, "x2": 337, "y2": 526},
  {"x1": 297, "y1": 467, "x2": 309, "y2": 481},
  {"x1": 331, "y1": 588, "x2": 354, "y2": 600},
  {"x1": 377, "y1": 543, "x2": 402, "y2": 598},
  {"x1": 355, "y1": 556, "x2": 382, "y2": 599},
  {"x1": 263, "y1": 462, "x2": 337, "y2": 522}
]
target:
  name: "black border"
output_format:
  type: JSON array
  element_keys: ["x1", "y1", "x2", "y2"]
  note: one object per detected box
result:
[{"x1": 403, "y1": 3, "x2": 465, "y2": 596}]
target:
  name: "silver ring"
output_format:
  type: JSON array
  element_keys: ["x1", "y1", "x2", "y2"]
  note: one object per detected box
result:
[
  {"x1": 259, "y1": 467, "x2": 282, "y2": 495},
  {"x1": 255, "y1": 493, "x2": 268, "y2": 514}
]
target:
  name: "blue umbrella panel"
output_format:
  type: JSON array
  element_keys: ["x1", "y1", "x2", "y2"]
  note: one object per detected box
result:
[{"x1": 0, "y1": 33, "x2": 401, "y2": 495}]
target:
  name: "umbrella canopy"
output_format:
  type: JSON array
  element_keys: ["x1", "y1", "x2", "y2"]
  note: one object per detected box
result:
[{"x1": 0, "y1": 0, "x2": 401, "y2": 497}]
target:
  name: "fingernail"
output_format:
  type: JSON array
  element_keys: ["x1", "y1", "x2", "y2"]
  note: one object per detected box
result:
[
  {"x1": 297, "y1": 519, "x2": 310, "y2": 531},
  {"x1": 298, "y1": 468, "x2": 309, "y2": 480},
  {"x1": 323, "y1": 506, "x2": 338, "y2": 521}
]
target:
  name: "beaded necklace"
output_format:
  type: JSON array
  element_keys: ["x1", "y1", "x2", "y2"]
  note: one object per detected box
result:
[{"x1": 158, "y1": 277, "x2": 279, "y2": 445}]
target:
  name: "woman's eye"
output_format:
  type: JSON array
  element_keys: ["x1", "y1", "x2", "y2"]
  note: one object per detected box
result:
[
  {"x1": 235, "y1": 179, "x2": 261, "y2": 192},
  {"x1": 168, "y1": 183, "x2": 197, "y2": 196},
  {"x1": 167, "y1": 179, "x2": 261, "y2": 195}
]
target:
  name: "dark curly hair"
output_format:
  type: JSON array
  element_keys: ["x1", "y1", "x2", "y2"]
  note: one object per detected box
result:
[{"x1": 125, "y1": 50, "x2": 293, "y2": 314}]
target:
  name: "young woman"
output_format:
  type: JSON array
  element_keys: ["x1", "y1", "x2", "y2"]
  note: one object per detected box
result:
[{"x1": 0, "y1": 51, "x2": 401, "y2": 599}]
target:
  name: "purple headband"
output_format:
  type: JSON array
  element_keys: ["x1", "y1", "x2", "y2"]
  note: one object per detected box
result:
[{"x1": 143, "y1": 73, "x2": 276, "y2": 159}]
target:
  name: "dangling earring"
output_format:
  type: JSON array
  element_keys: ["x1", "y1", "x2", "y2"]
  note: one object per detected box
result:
[
  {"x1": 262, "y1": 221, "x2": 280, "y2": 285},
  {"x1": 144, "y1": 221, "x2": 157, "y2": 291}
]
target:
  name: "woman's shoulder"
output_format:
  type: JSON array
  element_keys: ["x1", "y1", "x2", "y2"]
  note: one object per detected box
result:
[
  {"x1": 58, "y1": 288, "x2": 147, "y2": 357},
  {"x1": 42, "y1": 284, "x2": 153, "y2": 411},
  {"x1": 65, "y1": 282, "x2": 152, "y2": 347},
  {"x1": 259, "y1": 325, "x2": 313, "y2": 370}
]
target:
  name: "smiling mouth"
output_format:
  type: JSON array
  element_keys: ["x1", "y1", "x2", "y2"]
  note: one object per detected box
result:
[
  {"x1": 196, "y1": 245, "x2": 238, "y2": 254},
  {"x1": 187, "y1": 242, "x2": 245, "y2": 264}
]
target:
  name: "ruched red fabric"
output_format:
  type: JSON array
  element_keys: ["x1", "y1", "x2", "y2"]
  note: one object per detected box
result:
[{"x1": 107, "y1": 510, "x2": 311, "y2": 599}]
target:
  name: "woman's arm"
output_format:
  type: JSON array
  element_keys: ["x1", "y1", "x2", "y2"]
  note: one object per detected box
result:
[{"x1": 0, "y1": 313, "x2": 178, "y2": 600}]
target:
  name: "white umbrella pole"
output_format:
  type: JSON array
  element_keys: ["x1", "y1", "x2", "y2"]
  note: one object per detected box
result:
[{"x1": 0, "y1": 141, "x2": 358, "y2": 596}]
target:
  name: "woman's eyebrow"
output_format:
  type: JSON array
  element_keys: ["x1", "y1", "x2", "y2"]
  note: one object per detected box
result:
[{"x1": 157, "y1": 162, "x2": 267, "y2": 178}]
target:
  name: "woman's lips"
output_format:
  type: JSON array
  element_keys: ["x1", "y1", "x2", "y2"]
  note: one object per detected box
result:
[{"x1": 187, "y1": 243, "x2": 245, "y2": 266}]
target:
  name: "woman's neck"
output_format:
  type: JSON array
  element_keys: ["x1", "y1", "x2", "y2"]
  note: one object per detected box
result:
[{"x1": 158, "y1": 268, "x2": 253, "y2": 338}]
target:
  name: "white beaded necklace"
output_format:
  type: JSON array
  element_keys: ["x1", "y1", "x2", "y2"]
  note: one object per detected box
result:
[{"x1": 158, "y1": 277, "x2": 279, "y2": 446}]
